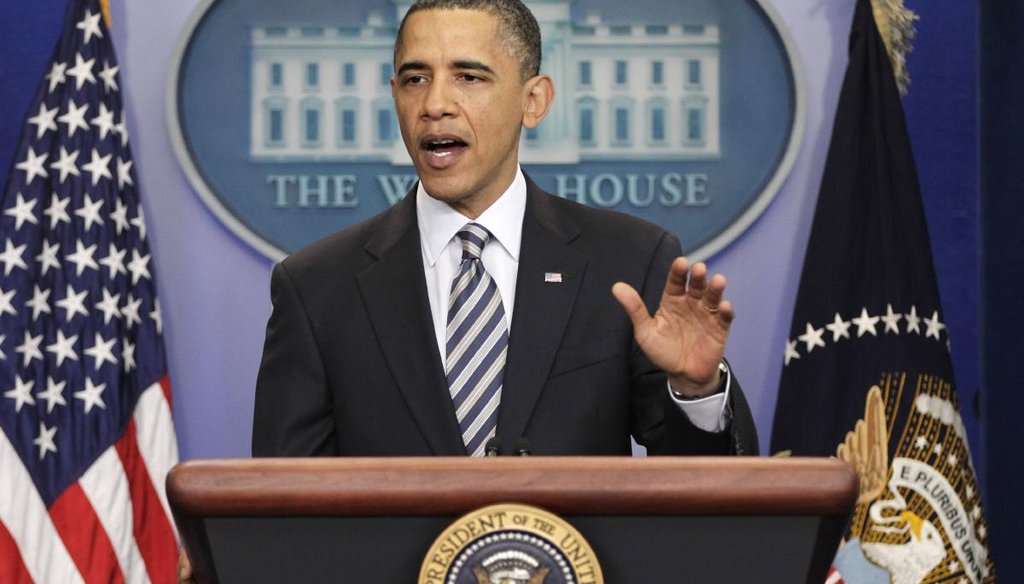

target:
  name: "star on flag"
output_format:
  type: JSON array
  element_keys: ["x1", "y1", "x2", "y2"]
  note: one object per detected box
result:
[{"x1": 783, "y1": 304, "x2": 949, "y2": 366}]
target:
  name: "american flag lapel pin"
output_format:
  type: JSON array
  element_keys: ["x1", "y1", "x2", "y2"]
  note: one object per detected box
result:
[{"x1": 544, "y1": 272, "x2": 563, "y2": 283}]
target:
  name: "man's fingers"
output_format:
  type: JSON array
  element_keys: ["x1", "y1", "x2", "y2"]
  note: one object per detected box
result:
[
  {"x1": 684, "y1": 261, "x2": 707, "y2": 299},
  {"x1": 619, "y1": 259, "x2": 732, "y2": 329},
  {"x1": 700, "y1": 273, "x2": 727, "y2": 308},
  {"x1": 717, "y1": 299, "x2": 736, "y2": 326},
  {"x1": 612, "y1": 282, "x2": 650, "y2": 330},
  {"x1": 664, "y1": 257, "x2": 691, "y2": 296},
  {"x1": 178, "y1": 549, "x2": 194, "y2": 584}
]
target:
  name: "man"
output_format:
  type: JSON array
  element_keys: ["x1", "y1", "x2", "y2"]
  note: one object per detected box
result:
[
  {"x1": 180, "y1": 2, "x2": 759, "y2": 578},
  {"x1": 251, "y1": 0, "x2": 758, "y2": 458}
]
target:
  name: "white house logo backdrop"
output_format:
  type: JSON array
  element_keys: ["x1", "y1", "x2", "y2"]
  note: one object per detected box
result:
[{"x1": 168, "y1": 0, "x2": 803, "y2": 260}]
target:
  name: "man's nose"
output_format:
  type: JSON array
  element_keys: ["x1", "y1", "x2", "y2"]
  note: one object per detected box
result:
[{"x1": 422, "y1": 78, "x2": 457, "y2": 119}]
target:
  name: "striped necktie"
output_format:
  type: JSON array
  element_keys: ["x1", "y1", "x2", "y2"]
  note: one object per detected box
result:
[{"x1": 446, "y1": 223, "x2": 509, "y2": 456}]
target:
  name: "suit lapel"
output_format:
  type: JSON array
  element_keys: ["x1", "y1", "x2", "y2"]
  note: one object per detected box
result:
[
  {"x1": 498, "y1": 181, "x2": 586, "y2": 443},
  {"x1": 356, "y1": 193, "x2": 467, "y2": 455}
]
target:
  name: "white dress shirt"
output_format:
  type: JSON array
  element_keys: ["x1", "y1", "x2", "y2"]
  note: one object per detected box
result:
[{"x1": 416, "y1": 167, "x2": 729, "y2": 432}]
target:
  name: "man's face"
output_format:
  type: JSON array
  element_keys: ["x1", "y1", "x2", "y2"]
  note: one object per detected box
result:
[{"x1": 392, "y1": 9, "x2": 550, "y2": 218}]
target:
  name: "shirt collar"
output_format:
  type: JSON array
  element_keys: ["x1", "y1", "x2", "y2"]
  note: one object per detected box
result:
[{"x1": 417, "y1": 166, "x2": 527, "y2": 266}]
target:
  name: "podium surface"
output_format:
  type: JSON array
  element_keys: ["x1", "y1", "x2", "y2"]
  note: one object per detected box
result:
[{"x1": 168, "y1": 457, "x2": 857, "y2": 583}]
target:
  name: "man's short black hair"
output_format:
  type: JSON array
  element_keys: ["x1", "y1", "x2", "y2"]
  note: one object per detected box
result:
[{"x1": 394, "y1": 0, "x2": 543, "y2": 80}]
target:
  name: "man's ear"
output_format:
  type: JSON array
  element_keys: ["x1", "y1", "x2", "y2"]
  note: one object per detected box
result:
[{"x1": 522, "y1": 74, "x2": 555, "y2": 129}]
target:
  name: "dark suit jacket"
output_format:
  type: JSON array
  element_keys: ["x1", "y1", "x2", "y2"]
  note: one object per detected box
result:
[{"x1": 252, "y1": 177, "x2": 758, "y2": 457}]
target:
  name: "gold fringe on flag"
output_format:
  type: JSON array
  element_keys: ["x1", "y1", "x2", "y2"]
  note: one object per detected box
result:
[
  {"x1": 100, "y1": 0, "x2": 112, "y2": 28},
  {"x1": 869, "y1": 0, "x2": 918, "y2": 95}
]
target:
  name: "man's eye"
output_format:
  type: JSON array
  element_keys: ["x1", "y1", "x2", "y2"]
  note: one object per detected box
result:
[
  {"x1": 404, "y1": 75, "x2": 427, "y2": 85},
  {"x1": 459, "y1": 74, "x2": 482, "y2": 83}
]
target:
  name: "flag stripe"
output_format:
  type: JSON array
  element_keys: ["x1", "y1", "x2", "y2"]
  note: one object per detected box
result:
[
  {"x1": 49, "y1": 483, "x2": 126, "y2": 584},
  {"x1": 158, "y1": 376, "x2": 172, "y2": 409},
  {"x1": 115, "y1": 419, "x2": 178, "y2": 584},
  {"x1": 80, "y1": 447, "x2": 149, "y2": 584},
  {"x1": 133, "y1": 377, "x2": 180, "y2": 540},
  {"x1": 825, "y1": 568, "x2": 844, "y2": 584},
  {"x1": 0, "y1": 430, "x2": 83, "y2": 584},
  {"x1": 0, "y1": 514, "x2": 35, "y2": 584}
]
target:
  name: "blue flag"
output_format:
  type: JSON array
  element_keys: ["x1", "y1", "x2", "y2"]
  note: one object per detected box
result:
[{"x1": 770, "y1": 1, "x2": 994, "y2": 582}]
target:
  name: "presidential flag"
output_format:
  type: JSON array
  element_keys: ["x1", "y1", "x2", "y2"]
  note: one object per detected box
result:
[
  {"x1": 770, "y1": 0, "x2": 994, "y2": 582},
  {"x1": 0, "y1": 0, "x2": 180, "y2": 582}
]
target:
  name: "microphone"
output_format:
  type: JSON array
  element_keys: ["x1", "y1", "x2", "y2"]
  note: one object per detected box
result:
[
  {"x1": 513, "y1": 437, "x2": 531, "y2": 456},
  {"x1": 484, "y1": 436, "x2": 503, "y2": 457}
]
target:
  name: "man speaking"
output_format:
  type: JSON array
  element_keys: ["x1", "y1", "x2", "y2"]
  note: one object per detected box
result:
[{"x1": 251, "y1": 0, "x2": 758, "y2": 458}]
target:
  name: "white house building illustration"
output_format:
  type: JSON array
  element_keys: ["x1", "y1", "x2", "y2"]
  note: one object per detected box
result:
[{"x1": 249, "y1": 0, "x2": 721, "y2": 164}]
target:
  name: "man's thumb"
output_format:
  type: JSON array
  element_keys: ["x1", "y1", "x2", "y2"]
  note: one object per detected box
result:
[{"x1": 611, "y1": 282, "x2": 649, "y2": 330}]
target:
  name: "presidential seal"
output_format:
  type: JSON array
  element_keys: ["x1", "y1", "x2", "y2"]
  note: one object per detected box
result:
[{"x1": 419, "y1": 504, "x2": 603, "y2": 584}]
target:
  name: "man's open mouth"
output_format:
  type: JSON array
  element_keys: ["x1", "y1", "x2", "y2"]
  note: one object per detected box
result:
[
  {"x1": 423, "y1": 137, "x2": 468, "y2": 156},
  {"x1": 421, "y1": 136, "x2": 468, "y2": 168}
]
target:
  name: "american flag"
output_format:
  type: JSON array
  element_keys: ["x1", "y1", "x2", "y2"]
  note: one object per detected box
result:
[{"x1": 0, "y1": 0, "x2": 180, "y2": 582}]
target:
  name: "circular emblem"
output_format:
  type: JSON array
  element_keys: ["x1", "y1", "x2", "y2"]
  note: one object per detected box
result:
[
  {"x1": 168, "y1": 0, "x2": 803, "y2": 261},
  {"x1": 419, "y1": 503, "x2": 603, "y2": 584}
]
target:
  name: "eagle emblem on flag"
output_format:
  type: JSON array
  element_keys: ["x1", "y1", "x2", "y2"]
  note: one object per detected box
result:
[{"x1": 831, "y1": 381, "x2": 990, "y2": 584}]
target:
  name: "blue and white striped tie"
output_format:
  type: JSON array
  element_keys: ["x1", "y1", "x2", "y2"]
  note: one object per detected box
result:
[{"x1": 446, "y1": 223, "x2": 508, "y2": 456}]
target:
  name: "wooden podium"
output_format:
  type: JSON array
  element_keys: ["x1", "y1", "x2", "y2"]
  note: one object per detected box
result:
[{"x1": 168, "y1": 457, "x2": 857, "y2": 583}]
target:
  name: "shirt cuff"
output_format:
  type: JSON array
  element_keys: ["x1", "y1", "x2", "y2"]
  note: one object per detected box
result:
[{"x1": 667, "y1": 361, "x2": 732, "y2": 433}]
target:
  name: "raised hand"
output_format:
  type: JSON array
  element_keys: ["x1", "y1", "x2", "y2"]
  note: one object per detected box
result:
[{"x1": 612, "y1": 257, "x2": 733, "y2": 398}]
